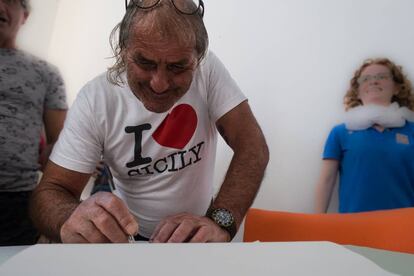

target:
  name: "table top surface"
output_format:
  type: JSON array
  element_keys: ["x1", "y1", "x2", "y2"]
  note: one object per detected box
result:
[{"x1": 0, "y1": 242, "x2": 414, "y2": 275}]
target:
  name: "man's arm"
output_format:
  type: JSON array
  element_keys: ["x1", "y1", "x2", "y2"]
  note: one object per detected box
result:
[
  {"x1": 30, "y1": 161, "x2": 138, "y2": 243},
  {"x1": 212, "y1": 100, "x2": 269, "y2": 227},
  {"x1": 38, "y1": 109, "x2": 67, "y2": 171},
  {"x1": 151, "y1": 101, "x2": 269, "y2": 242}
]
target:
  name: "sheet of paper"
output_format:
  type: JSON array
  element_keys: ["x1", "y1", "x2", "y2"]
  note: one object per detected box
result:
[{"x1": 0, "y1": 241, "x2": 396, "y2": 276}]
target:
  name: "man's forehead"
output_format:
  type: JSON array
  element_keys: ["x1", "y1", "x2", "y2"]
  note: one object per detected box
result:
[
  {"x1": 126, "y1": 15, "x2": 197, "y2": 58},
  {"x1": 127, "y1": 38, "x2": 197, "y2": 63},
  {"x1": 130, "y1": 49, "x2": 196, "y2": 65}
]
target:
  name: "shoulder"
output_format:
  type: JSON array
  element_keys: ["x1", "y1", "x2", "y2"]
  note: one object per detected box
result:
[
  {"x1": 202, "y1": 50, "x2": 220, "y2": 65},
  {"x1": 196, "y1": 50, "x2": 225, "y2": 74},
  {"x1": 81, "y1": 72, "x2": 111, "y2": 90},
  {"x1": 404, "y1": 121, "x2": 414, "y2": 132},
  {"x1": 18, "y1": 50, "x2": 61, "y2": 75},
  {"x1": 195, "y1": 50, "x2": 235, "y2": 87},
  {"x1": 0, "y1": 48, "x2": 45, "y2": 70},
  {"x1": 0, "y1": 48, "x2": 27, "y2": 61},
  {"x1": 77, "y1": 73, "x2": 111, "y2": 101},
  {"x1": 405, "y1": 121, "x2": 414, "y2": 127},
  {"x1": 201, "y1": 50, "x2": 225, "y2": 67},
  {"x1": 330, "y1": 123, "x2": 347, "y2": 133},
  {"x1": 17, "y1": 51, "x2": 65, "y2": 86},
  {"x1": 325, "y1": 123, "x2": 348, "y2": 142},
  {"x1": 77, "y1": 72, "x2": 131, "y2": 106}
]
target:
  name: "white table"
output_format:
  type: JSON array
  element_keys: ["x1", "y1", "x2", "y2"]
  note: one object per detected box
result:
[
  {"x1": 345, "y1": 245, "x2": 414, "y2": 276},
  {"x1": 0, "y1": 242, "x2": 412, "y2": 275}
]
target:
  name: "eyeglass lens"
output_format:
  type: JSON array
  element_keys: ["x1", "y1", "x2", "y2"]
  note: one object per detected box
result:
[{"x1": 358, "y1": 73, "x2": 392, "y2": 85}]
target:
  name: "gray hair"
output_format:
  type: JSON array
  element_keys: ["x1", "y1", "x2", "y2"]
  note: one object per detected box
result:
[{"x1": 107, "y1": 0, "x2": 208, "y2": 85}]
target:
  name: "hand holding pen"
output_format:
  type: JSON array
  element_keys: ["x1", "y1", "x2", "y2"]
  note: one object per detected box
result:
[
  {"x1": 102, "y1": 164, "x2": 137, "y2": 243},
  {"x1": 60, "y1": 192, "x2": 139, "y2": 243},
  {"x1": 59, "y1": 166, "x2": 139, "y2": 243}
]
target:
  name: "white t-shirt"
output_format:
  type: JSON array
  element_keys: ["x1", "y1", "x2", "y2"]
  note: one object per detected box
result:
[{"x1": 51, "y1": 51, "x2": 246, "y2": 237}]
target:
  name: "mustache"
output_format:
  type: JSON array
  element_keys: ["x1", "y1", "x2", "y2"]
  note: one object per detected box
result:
[{"x1": 137, "y1": 82, "x2": 179, "y2": 94}]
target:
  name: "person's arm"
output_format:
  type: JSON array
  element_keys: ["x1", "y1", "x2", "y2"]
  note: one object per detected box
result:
[
  {"x1": 150, "y1": 101, "x2": 269, "y2": 242},
  {"x1": 210, "y1": 101, "x2": 269, "y2": 227},
  {"x1": 314, "y1": 159, "x2": 339, "y2": 213},
  {"x1": 38, "y1": 109, "x2": 67, "y2": 171},
  {"x1": 30, "y1": 161, "x2": 138, "y2": 243}
]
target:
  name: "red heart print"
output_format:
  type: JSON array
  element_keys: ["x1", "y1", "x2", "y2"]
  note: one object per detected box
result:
[{"x1": 152, "y1": 104, "x2": 198, "y2": 149}]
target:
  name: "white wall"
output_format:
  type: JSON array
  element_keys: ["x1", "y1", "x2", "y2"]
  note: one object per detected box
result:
[
  {"x1": 204, "y1": 0, "x2": 414, "y2": 214},
  {"x1": 18, "y1": 0, "x2": 414, "y2": 240},
  {"x1": 16, "y1": 0, "x2": 60, "y2": 59},
  {"x1": 47, "y1": 0, "x2": 124, "y2": 104},
  {"x1": 48, "y1": 0, "x2": 414, "y2": 210}
]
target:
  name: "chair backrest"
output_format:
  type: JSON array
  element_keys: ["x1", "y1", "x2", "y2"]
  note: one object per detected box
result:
[{"x1": 243, "y1": 208, "x2": 414, "y2": 254}]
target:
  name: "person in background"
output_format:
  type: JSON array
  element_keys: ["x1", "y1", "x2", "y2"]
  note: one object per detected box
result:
[
  {"x1": 30, "y1": 0, "x2": 268, "y2": 243},
  {"x1": 315, "y1": 58, "x2": 414, "y2": 213},
  {"x1": 0, "y1": 0, "x2": 67, "y2": 245}
]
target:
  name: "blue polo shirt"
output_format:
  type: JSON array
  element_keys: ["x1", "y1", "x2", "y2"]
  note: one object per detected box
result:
[{"x1": 323, "y1": 122, "x2": 414, "y2": 213}]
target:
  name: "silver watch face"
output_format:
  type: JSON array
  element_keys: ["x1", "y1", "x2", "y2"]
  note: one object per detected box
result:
[{"x1": 212, "y1": 209, "x2": 234, "y2": 227}]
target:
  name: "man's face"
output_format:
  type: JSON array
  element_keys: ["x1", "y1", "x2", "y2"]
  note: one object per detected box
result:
[
  {"x1": 0, "y1": 0, "x2": 28, "y2": 48},
  {"x1": 125, "y1": 31, "x2": 198, "y2": 113}
]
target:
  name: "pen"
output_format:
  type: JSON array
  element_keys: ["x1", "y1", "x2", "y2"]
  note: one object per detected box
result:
[{"x1": 102, "y1": 164, "x2": 136, "y2": 244}]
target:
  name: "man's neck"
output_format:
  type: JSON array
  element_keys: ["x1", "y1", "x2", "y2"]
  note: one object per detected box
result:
[{"x1": 0, "y1": 38, "x2": 17, "y2": 49}]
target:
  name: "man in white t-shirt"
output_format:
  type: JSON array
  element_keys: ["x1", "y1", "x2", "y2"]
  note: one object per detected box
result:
[{"x1": 30, "y1": 0, "x2": 269, "y2": 243}]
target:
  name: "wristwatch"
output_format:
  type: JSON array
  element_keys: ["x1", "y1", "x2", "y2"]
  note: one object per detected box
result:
[{"x1": 206, "y1": 207, "x2": 237, "y2": 240}]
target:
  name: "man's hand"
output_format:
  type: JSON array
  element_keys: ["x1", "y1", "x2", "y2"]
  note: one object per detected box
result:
[
  {"x1": 60, "y1": 192, "x2": 138, "y2": 243},
  {"x1": 150, "y1": 213, "x2": 230, "y2": 243}
]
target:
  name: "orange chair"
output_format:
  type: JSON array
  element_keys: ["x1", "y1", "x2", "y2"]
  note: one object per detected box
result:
[{"x1": 243, "y1": 208, "x2": 414, "y2": 254}]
